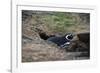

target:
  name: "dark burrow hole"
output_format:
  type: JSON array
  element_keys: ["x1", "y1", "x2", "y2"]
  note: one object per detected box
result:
[
  {"x1": 38, "y1": 32, "x2": 55, "y2": 40},
  {"x1": 38, "y1": 32, "x2": 48, "y2": 40}
]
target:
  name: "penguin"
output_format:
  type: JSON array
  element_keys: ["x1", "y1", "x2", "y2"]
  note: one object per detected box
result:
[{"x1": 47, "y1": 33, "x2": 74, "y2": 48}]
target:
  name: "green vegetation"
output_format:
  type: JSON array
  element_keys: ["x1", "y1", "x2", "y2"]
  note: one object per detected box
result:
[{"x1": 23, "y1": 10, "x2": 90, "y2": 34}]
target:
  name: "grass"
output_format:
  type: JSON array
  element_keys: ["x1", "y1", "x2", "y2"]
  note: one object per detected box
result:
[{"x1": 28, "y1": 11, "x2": 90, "y2": 34}]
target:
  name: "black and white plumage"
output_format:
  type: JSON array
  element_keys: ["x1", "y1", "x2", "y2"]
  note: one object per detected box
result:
[{"x1": 47, "y1": 33, "x2": 73, "y2": 48}]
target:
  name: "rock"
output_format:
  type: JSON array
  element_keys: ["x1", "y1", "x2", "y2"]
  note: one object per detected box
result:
[{"x1": 77, "y1": 32, "x2": 90, "y2": 44}]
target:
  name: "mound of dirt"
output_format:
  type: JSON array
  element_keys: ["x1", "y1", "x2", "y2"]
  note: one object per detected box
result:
[
  {"x1": 22, "y1": 40, "x2": 89, "y2": 62},
  {"x1": 22, "y1": 32, "x2": 89, "y2": 62}
]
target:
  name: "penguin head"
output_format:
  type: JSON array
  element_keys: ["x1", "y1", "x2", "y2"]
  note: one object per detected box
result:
[{"x1": 65, "y1": 33, "x2": 73, "y2": 41}]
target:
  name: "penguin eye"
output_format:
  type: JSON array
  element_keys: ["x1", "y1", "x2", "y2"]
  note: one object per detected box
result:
[{"x1": 67, "y1": 35, "x2": 73, "y2": 40}]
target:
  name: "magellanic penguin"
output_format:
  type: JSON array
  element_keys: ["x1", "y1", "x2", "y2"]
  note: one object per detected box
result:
[{"x1": 47, "y1": 33, "x2": 74, "y2": 48}]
